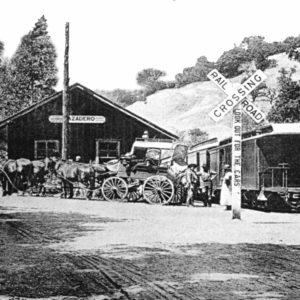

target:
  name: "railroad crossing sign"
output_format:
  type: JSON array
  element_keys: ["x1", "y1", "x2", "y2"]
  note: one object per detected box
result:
[
  {"x1": 49, "y1": 115, "x2": 106, "y2": 124},
  {"x1": 207, "y1": 69, "x2": 267, "y2": 219},
  {"x1": 207, "y1": 69, "x2": 267, "y2": 123}
]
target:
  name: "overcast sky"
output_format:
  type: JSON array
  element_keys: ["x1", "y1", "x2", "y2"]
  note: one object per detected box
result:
[{"x1": 1, "y1": 0, "x2": 300, "y2": 91}]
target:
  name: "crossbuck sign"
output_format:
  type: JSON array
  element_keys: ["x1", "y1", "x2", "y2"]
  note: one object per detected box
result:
[
  {"x1": 208, "y1": 70, "x2": 267, "y2": 122},
  {"x1": 207, "y1": 69, "x2": 267, "y2": 219}
]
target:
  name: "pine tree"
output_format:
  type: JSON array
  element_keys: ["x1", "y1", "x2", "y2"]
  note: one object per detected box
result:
[{"x1": 9, "y1": 15, "x2": 58, "y2": 111}]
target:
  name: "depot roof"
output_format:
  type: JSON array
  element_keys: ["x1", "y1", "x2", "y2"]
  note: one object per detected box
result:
[{"x1": 0, "y1": 83, "x2": 178, "y2": 140}]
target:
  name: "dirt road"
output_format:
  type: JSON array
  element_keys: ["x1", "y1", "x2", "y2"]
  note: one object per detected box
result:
[{"x1": 0, "y1": 196, "x2": 300, "y2": 299}]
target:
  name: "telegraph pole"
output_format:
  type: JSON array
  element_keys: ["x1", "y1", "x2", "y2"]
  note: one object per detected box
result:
[{"x1": 62, "y1": 22, "x2": 70, "y2": 160}]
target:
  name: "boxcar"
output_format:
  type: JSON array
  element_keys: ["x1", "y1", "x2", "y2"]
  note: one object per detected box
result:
[{"x1": 188, "y1": 123, "x2": 300, "y2": 212}]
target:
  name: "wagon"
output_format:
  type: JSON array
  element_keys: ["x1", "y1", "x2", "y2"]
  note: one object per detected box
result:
[{"x1": 101, "y1": 138, "x2": 188, "y2": 204}]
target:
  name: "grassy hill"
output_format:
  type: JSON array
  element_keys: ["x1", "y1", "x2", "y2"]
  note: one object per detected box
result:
[{"x1": 127, "y1": 53, "x2": 300, "y2": 140}]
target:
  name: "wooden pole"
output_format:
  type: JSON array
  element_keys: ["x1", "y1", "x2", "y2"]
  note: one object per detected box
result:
[
  {"x1": 62, "y1": 22, "x2": 70, "y2": 160},
  {"x1": 232, "y1": 103, "x2": 242, "y2": 219}
]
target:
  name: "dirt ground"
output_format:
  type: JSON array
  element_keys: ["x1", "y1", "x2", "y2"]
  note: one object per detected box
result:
[{"x1": 0, "y1": 196, "x2": 300, "y2": 300}]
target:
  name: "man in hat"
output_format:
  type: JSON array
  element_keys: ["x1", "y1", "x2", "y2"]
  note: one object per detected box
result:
[
  {"x1": 220, "y1": 164, "x2": 232, "y2": 210},
  {"x1": 197, "y1": 163, "x2": 216, "y2": 207},
  {"x1": 185, "y1": 163, "x2": 198, "y2": 206}
]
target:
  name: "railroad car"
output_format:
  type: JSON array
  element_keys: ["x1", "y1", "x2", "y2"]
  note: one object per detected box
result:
[{"x1": 188, "y1": 123, "x2": 300, "y2": 212}]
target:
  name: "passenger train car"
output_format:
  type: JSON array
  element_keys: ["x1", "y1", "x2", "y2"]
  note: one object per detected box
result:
[{"x1": 188, "y1": 123, "x2": 300, "y2": 212}]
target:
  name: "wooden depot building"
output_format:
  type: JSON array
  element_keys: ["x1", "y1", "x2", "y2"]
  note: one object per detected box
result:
[{"x1": 0, "y1": 83, "x2": 178, "y2": 162}]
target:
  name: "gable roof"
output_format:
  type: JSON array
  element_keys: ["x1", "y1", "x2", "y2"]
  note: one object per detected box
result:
[{"x1": 0, "y1": 83, "x2": 178, "y2": 139}]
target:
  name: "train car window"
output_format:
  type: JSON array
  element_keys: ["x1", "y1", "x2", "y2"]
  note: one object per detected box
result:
[
  {"x1": 219, "y1": 148, "x2": 225, "y2": 174},
  {"x1": 133, "y1": 147, "x2": 148, "y2": 159}
]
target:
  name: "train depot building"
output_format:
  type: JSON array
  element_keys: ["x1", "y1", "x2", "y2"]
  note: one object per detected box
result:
[{"x1": 0, "y1": 83, "x2": 177, "y2": 162}]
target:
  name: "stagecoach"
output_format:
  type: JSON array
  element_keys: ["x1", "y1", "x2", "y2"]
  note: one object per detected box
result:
[{"x1": 101, "y1": 138, "x2": 188, "y2": 204}]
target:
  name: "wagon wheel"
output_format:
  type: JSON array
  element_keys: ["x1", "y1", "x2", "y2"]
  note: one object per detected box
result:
[
  {"x1": 143, "y1": 175, "x2": 174, "y2": 205},
  {"x1": 101, "y1": 177, "x2": 128, "y2": 201}
]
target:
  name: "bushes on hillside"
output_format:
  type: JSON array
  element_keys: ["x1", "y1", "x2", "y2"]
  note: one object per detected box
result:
[
  {"x1": 268, "y1": 67, "x2": 300, "y2": 123},
  {"x1": 103, "y1": 34, "x2": 300, "y2": 107},
  {"x1": 96, "y1": 88, "x2": 146, "y2": 107}
]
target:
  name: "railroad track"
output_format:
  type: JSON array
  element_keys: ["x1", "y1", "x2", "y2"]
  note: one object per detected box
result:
[{"x1": 67, "y1": 254, "x2": 199, "y2": 300}]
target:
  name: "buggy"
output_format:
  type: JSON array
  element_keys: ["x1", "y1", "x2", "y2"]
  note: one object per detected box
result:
[{"x1": 101, "y1": 138, "x2": 188, "y2": 204}]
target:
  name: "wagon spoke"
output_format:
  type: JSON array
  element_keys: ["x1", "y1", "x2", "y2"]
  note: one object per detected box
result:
[{"x1": 147, "y1": 180, "x2": 158, "y2": 189}]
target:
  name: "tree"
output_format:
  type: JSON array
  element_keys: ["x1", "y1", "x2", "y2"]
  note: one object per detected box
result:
[
  {"x1": 240, "y1": 36, "x2": 278, "y2": 70},
  {"x1": 8, "y1": 15, "x2": 58, "y2": 111},
  {"x1": 136, "y1": 68, "x2": 168, "y2": 95},
  {"x1": 267, "y1": 68, "x2": 300, "y2": 123},
  {"x1": 0, "y1": 42, "x2": 14, "y2": 118},
  {"x1": 175, "y1": 56, "x2": 215, "y2": 87},
  {"x1": 189, "y1": 128, "x2": 208, "y2": 145},
  {"x1": 216, "y1": 47, "x2": 252, "y2": 78},
  {"x1": 0, "y1": 59, "x2": 15, "y2": 118},
  {"x1": 284, "y1": 35, "x2": 300, "y2": 61},
  {"x1": 193, "y1": 56, "x2": 215, "y2": 80},
  {"x1": 177, "y1": 128, "x2": 208, "y2": 145}
]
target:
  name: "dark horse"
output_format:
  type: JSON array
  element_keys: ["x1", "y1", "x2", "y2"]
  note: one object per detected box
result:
[
  {"x1": 0, "y1": 158, "x2": 33, "y2": 195},
  {"x1": 55, "y1": 160, "x2": 95, "y2": 199},
  {"x1": 30, "y1": 158, "x2": 57, "y2": 196}
]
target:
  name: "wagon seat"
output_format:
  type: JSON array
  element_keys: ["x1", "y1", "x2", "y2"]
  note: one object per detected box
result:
[{"x1": 131, "y1": 148, "x2": 161, "y2": 174}]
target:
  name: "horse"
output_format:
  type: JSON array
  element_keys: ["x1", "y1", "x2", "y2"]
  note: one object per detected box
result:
[
  {"x1": 55, "y1": 160, "x2": 95, "y2": 199},
  {"x1": 0, "y1": 159, "x2": 17, "y2": 195},
  {"x1": 29, "y1": 157, "x2": 56, "y2": 195},
  {"x1": 0, "y1": 158, "x2": 33, "y2": 195}
]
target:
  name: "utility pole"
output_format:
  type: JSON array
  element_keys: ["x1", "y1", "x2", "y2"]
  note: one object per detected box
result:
[{"x1": 62, "y1": 22, "x2": 70, "y2": 160}]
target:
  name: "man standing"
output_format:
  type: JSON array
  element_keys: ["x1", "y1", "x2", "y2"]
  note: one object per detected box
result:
[
  {"x1": 197, "y1": 163, "x2": 216, "y2": 207},
  {"x1": 185, "y1": 163, "x2": 198, "y2": 207}
]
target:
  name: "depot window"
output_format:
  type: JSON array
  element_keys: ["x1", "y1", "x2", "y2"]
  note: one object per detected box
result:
[
  {"x1": 34, "y1": 140, "x2": 59, "y2": 159},
  {"x1": 96, "y1": 139, "x2": 120, "y2": 162}
]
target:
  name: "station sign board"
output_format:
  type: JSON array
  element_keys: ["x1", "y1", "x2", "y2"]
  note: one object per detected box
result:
[{"x1": 49, "y1": 115, "x2": 106, "y2": 124}]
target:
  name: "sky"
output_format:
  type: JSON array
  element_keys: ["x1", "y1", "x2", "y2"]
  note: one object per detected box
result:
[{"x1": 1, "y1": 0, "x2": 300, "y2": 91}]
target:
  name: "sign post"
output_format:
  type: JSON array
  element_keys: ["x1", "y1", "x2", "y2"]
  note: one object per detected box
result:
[
  {"x1": 232, "y1": 104, "x2": 242, "y2": 219},
  {"x1": 62, "y1": 22, "x2": 70, "y2": 161},
  {"x1": 207, "y1": 69, "x2": 267, "y2": 219}
]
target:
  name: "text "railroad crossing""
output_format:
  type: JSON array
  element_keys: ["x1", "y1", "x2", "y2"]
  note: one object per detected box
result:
[{"x1": 207, "y1": 69, "x2": 267, "y2": 123}]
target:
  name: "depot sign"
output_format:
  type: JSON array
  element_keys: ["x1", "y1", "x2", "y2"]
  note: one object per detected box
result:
[
  {"x1": 207, "y1": 69, "x2": 267, "y2": 123},
  {"x1": 49, "y1": 115, "x2": 106, "y2": 124}
]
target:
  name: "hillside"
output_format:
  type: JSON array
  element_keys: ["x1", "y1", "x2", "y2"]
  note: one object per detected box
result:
[{"x1": 127, "y1": 53, "x2": 300, "y2": 140}]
